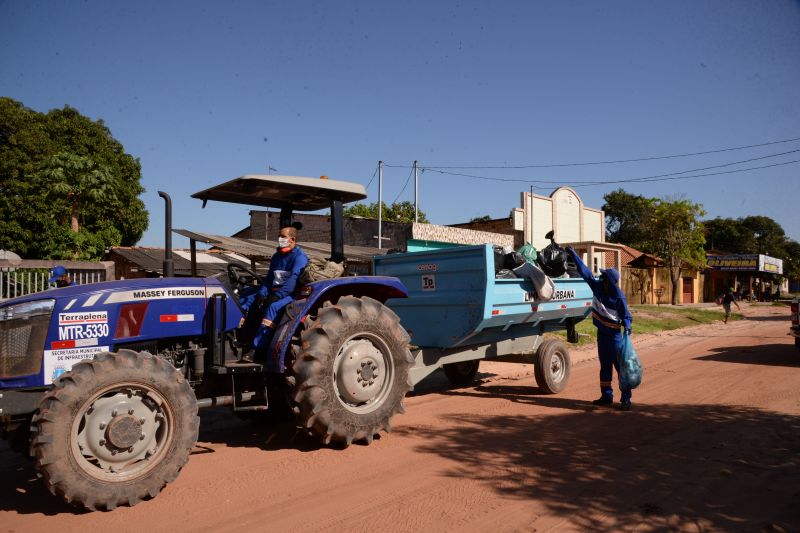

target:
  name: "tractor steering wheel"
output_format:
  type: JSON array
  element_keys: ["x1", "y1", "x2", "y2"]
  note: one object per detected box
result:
[{"x1": 227, "y1": 263, "x2": 261, "y2": 292}]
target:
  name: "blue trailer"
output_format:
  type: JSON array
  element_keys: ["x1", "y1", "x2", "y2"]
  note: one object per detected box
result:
[{"x1": 374, "y1": 244, "x2": 592, "y2": 392}]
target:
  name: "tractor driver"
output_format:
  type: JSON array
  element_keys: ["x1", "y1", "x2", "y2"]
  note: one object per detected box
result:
[{"x1": 242, "y1": 225, "x2": 309, "y2": 354}]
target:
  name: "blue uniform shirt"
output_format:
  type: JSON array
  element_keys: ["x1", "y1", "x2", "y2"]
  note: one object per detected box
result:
[
  {"x1": 567, "y1": 248, "x2": 632, "y2": 335},
  {"x1": 265, "y1": 246, "x2": 309, "y2": 299}
]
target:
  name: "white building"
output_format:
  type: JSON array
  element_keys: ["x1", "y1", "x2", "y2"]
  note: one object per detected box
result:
[{"x1": 512, "y1": 186, "x2": 623, "y2": 274}]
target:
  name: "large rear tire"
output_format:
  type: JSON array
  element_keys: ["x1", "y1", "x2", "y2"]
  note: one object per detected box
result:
[
  {"x1": 534, "y1": 339, "x2": 571, "y2": 394},
  {"x1": 443, "y1": 360, "x2": 480, "y2": 385},
  {"x1": 31, "y1": 350, "x2": 199, "y2": 511},
  {"x1": 292, "y1": 296, "x2": 414, "y2": 446}
]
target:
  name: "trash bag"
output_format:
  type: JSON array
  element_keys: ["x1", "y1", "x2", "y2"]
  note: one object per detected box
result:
[
  {"x1": 512, "y1": 261, "x2": 555, "y2": 302},
  {"x1": 299, "y1": 257, "x2": 344, "y2": 284},
  {"x1": 503, "y1": 251, "x2": 526, "y2": 270},
  {"x1": 517, "y1": 242, "x2": 538, "y2": 264},
  {"x1": 495, "y1": 269, "x2": 518, "y2": 279},
  {"x1": 618, "y1": 331, "x2": 643, "y2": 389},
  {"x1": 537, "y1": 241, "x2": 568, "y2": 277}
]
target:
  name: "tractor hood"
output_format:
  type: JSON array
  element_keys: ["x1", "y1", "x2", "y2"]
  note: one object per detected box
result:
[{"x1": 191, "y1": 175, "x2": 367, "y2": 211}]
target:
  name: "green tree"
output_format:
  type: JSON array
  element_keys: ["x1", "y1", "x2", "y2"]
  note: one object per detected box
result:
[
  {"x1": 0, "y1": 97, "x2": 147, "y2": 259},
  {"x1": 344, "y1": 201, "x2": 428, "y2": 223},
  {"x1": 35, "y1": 152, "x2": 117, "y2": 233},
  {"x1": 703, "y1": 217, "x2": 756, "y2": 253},
  {"x1": 602, "y1": 189, "x2": 656, "y2": 249},
  {"x1": 645, "y1": 197, "x2": 707, "y2": 305},
  {"x1": 783, "y1": 240, "x2": 800, "y2": 281}
]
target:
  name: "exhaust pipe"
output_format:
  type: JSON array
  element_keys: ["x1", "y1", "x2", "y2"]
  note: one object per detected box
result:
[{"x1": 158, "y1": 191, "x2": 174, "y2": 277}]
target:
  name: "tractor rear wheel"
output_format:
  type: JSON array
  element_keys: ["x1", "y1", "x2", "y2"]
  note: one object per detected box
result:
[
  {"x1": 443, "y1": 359, "x2": 480, "y2": 385},
  {"x1": 31, "y1": 350, "x2": 199, "y2": 511},
  {"x1": 292, "y1": 296, "x2": 414, "y2": 446},
  {"x1": 534, "y1": 339, "x2": 571, "y2": 394}
]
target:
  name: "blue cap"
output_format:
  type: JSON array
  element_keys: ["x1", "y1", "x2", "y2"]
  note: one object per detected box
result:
[
  {"x1": 49, "y1": 265, "x2": 67, "y2": 283},
  {"x1": 599, "y1": 268, "x2": 620, "y2": 285}
]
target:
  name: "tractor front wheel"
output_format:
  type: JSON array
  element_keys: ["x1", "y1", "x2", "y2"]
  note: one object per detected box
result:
[
  {"x1": 292, "y1": 296, "x2": 414, "y2": 446},
  {"x1": 31, "y1": 350, "x2": 199, "y2": 511}
]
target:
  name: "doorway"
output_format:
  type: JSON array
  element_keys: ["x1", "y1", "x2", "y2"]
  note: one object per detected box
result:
[{"x1": 682, "y1": 277, "x2": 694, "y2": 303}]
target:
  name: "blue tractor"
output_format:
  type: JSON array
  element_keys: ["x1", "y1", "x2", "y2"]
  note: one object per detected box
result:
[{"x1": 0, "y1": 174, "x2": 415, "y2": 510}]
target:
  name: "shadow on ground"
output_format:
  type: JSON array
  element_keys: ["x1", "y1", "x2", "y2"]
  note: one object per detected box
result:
[
  {"x1": 695, "y1": 343, "x2": 800, "y2": 368},
  {"x1": 397, "y1": 392, "x2": 800, "y2": 531}
]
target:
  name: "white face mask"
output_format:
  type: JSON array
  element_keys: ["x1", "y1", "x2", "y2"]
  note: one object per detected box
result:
[{"x1": 278, "y1": 237, "x2": 291, "y2": 248}]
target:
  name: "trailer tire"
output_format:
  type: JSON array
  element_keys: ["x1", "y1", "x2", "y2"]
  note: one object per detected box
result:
[
  {"x1": 443, "y1": 360, "x2": 480, "y2": 385},
  {"x1": 292, "y1": 296, "x2": 414, "y2": 446},
  {"x1": 31, "y1": 350, "x2": 199, "y2": 511},
  {"x1": 534, "y1": 339, "x2": 571, "y2": 394}
]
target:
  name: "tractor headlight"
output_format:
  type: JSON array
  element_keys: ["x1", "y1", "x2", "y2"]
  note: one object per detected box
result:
[
  {"x1": 0, "y1": 299, "x2": 55, "y2": 322},
  {"x1": 0, "y1": 299, "x2": 55, "y2": 379}
]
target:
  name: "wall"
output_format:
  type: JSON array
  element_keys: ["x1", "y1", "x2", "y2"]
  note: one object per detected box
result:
[{"x1": 410, "y1": 223, "x2": 514, "y2": 249}]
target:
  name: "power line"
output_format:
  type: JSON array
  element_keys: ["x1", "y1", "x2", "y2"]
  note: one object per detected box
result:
[
  {"x1": 570, "y1": 158, "x2": 800, "y2": 187},
  {"x1": 392, "y1": 166, "x2": 415, "y2": 204},
  {"x1": 421, "y1": 148, "x2": 800, "y2": 185},
  {"x1": 365, "y1": 163, "x2": 379, "y2": 190},
  {"x1": 415, "y1": 135, "x2": 800, "y2": 169}
]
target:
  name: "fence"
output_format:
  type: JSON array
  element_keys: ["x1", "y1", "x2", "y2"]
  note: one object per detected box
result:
[{"x1": 0, "y1": 261, "x2": 114, "y2": 301}]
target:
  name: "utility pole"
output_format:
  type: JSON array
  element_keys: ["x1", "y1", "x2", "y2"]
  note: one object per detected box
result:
[
  {"x1": 378, "y1": 160, "x2": 383, "y2": 249},
  {"x1": 413, "y1": 160, "x2": 419, "y2": 223},
  {"x1": 529, "y1": 185, "x2": 535, "y2": 244}
]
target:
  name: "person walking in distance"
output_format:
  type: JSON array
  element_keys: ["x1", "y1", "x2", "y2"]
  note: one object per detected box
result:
[
  {"x1": 566, "y1": 247, "x2": 634, "y2": 411},
  {"x1": 720, "y1": 285, "x2": 740, "y2": 324}
]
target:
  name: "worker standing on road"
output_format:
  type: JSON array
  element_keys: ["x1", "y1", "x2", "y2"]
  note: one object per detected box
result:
[
  {"x1": 566, "y1": 247, "x2": 634, "y2": 411},
  {"x1": 250, "y1": 225, "x2": 309, "y2": 351}
]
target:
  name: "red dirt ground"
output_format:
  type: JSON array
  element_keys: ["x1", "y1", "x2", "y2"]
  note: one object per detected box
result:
[{"x1": 1, "y1": 303, "x2": 798, "y2": 532}]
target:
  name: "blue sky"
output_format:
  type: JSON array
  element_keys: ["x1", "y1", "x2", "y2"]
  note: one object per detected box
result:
[{"x1": 2, "y1": 0, "x2": 799, "y2": 248}]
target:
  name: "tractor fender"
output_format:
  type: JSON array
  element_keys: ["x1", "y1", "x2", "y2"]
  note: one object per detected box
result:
[{"x1": 267, "y1": 276, "x2": 408, "y2": 373}]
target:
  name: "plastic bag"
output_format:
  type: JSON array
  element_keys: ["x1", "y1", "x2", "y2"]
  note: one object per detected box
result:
[
  {"x1": 512, "y1": 262, "x2": 554, "y2": 302},
  {"x1": 517, "y1": 242, "x2": 538, "y2": 264},
  {"x1": 537, "y1": 241, "x2": 568, "y2": 277},
  {"x1": 618, "y1": 331, "x2": 643, "y2": 389}
]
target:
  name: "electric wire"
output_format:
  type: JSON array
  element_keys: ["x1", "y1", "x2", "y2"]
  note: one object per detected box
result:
[
  {"x1": 570, "y1": 158, "x2": 800, "y2": 187},
  {"x1": 385, "y1": 135, "x2": 800, "y2": 170},
  {"x1": 392, "y1": 166, "x2": 415, "y2": 204},
  {"x1": 365, "y1": 163, "x2": 378, "y2": 190},
  {"x1": 420, "y1": 148, "x2": 800, "y2": 185}
]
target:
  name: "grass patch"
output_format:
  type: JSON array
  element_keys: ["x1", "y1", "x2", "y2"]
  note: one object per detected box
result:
[{"x1": 551, "y1": 304, "x2": 736, "y2": 346}]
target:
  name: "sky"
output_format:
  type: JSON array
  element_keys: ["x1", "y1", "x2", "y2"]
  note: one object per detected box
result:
[{"x1": 1, "y1": 0, "x2": 799, "y2": 249}]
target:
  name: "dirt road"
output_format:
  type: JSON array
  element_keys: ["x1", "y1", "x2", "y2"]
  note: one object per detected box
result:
[{"x1": 2, "y1": 304, "x2": 798, "y2": 532}]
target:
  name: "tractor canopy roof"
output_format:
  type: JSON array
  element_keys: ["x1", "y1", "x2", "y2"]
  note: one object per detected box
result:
[{"x1": 191, "y1": 175, "x2": 367, "y2": 211}]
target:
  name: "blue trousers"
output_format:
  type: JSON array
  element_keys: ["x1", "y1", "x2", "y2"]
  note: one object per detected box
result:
[
  {"x1": 597, "y1": 331, "x2": 632, "y2": 402},
  {"x1": 252, "y1": 296, "x2": 292, "y2": 351}
]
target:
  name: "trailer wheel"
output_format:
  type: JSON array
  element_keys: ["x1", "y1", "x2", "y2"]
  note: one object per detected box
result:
[
  {"x1": 443, "y1": 360, "x2": 480, "y2": 385},
  {"x1": 31, "y1": 350, "x2": 199, "y2": 511},
  {"x1": 292, "y1": 296, "x2": 414, "y2": 446},
  {"x1": 534, "y1": 339, "x2": 571, "y2": 394}
]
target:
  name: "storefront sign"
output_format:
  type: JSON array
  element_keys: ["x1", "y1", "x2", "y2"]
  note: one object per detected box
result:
[{"x1": 706, "y1": 254, "x2": 782, "y2": 274}]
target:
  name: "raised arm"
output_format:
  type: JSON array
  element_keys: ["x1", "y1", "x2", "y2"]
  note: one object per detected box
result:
[{"x1": 566, "y1": 247, "x2": 602, "y2": 294}]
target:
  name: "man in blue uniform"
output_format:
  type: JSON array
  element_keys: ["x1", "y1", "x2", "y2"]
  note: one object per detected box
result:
[
  {"x1": 49, "y1": 265, "x2": 75, "y2": 288},
  {"x1": 566, "y1": 247, "x2": 634, "y2": 411},
  {"x1": 243, "y1": 225, "x2": 309, "y2": 354}
]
